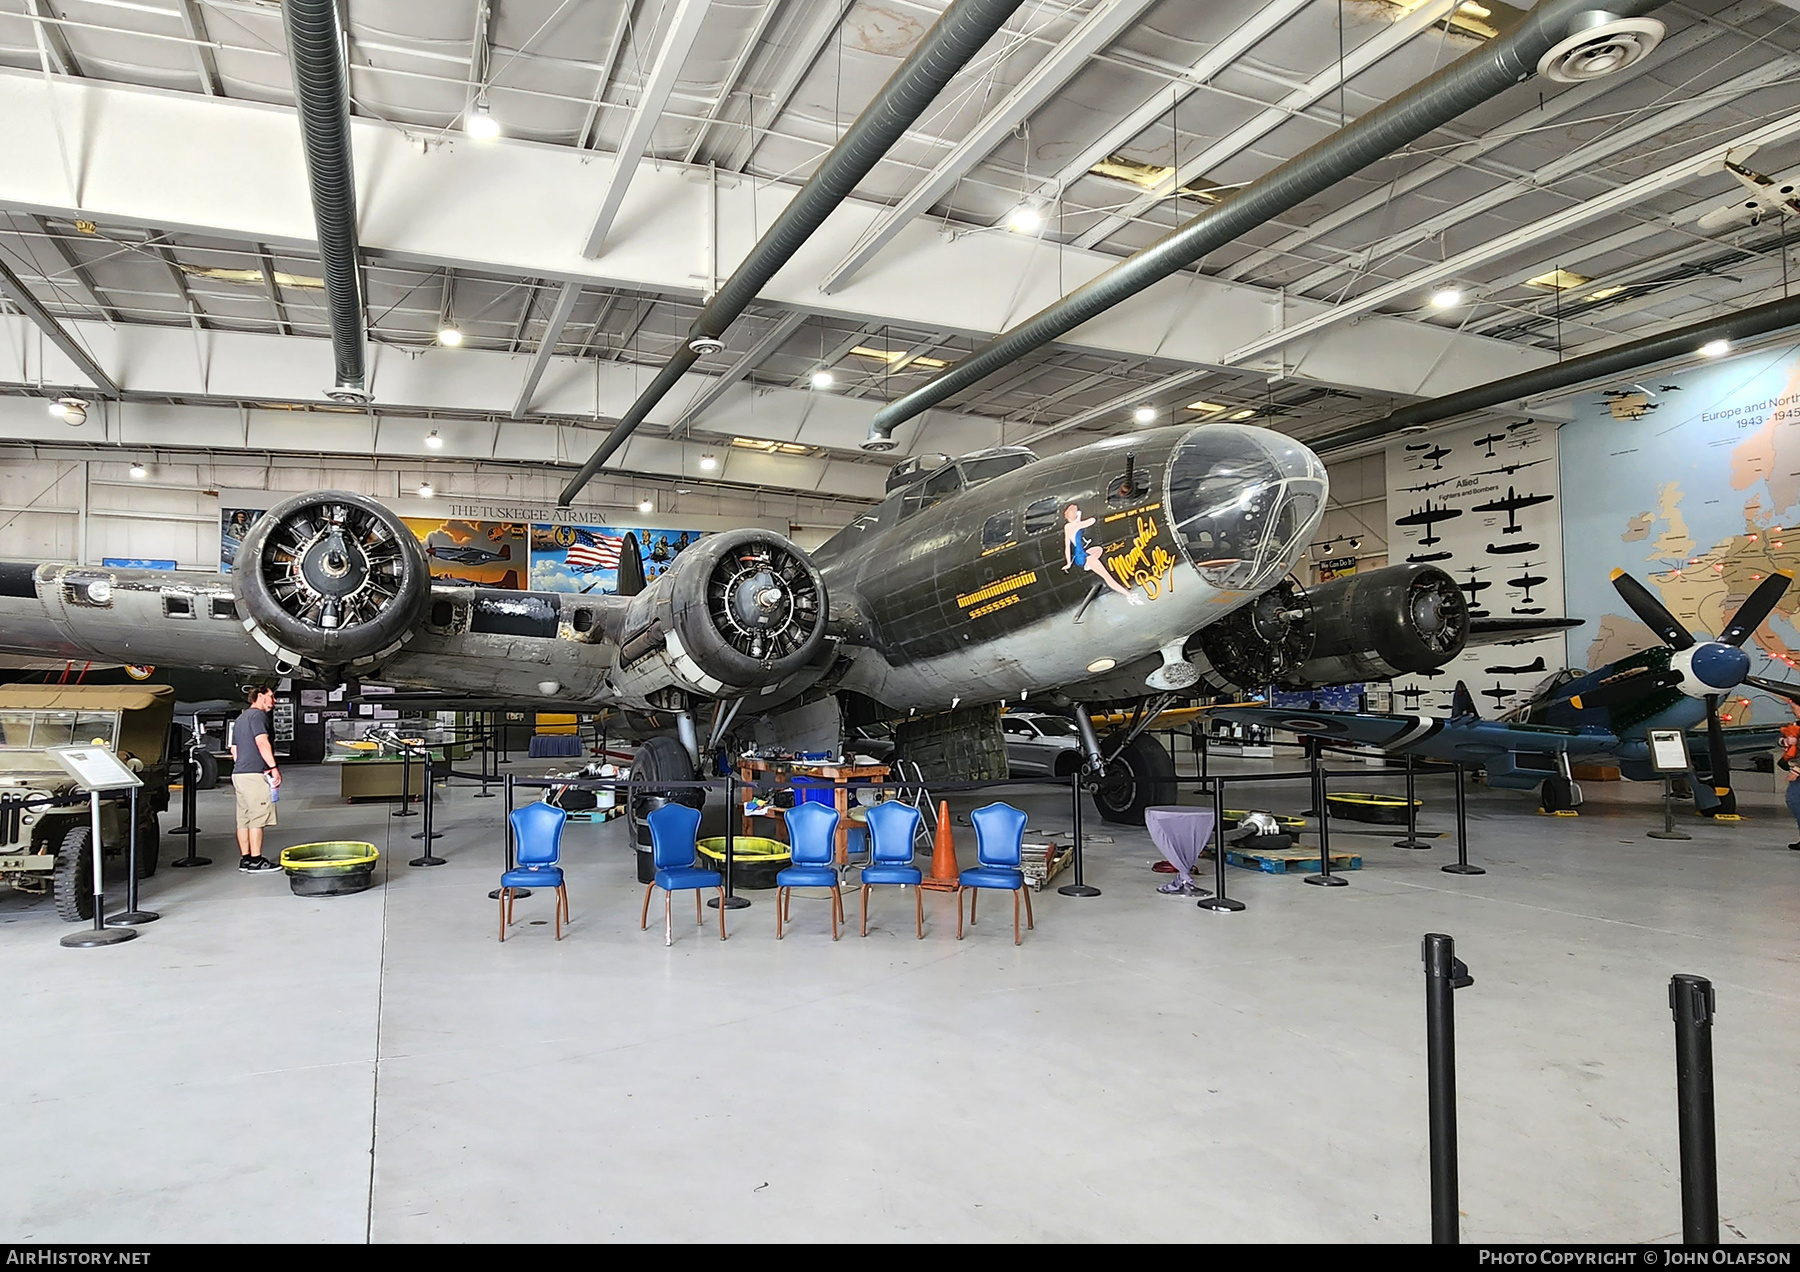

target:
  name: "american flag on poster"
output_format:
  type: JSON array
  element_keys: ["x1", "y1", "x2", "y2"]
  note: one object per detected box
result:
[{"x1": 565, "y1": 531, "x2": 621, "y2": 571}]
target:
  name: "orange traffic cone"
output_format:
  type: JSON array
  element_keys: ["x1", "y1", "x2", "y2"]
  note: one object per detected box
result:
[{"x1": 921, "y1": 799, "x2": 961, "y2": 892}]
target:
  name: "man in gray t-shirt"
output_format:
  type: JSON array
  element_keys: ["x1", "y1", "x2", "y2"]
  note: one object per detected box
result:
[{"x1": 229, "y1": 685, "x2": 283, "y2": 872}]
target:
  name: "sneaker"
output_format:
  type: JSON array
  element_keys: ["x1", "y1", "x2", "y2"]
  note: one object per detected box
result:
[
  {"x1": 239, "y1": 855, "x2": 281, "y2": 872},
  {"x1": 1790, "y1": 842, "x2": 1800, "y2": 851}
]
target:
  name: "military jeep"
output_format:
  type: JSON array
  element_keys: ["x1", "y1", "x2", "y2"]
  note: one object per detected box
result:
[{"x1": 0, "y1": 685, "x2": 175, "y2": 921}]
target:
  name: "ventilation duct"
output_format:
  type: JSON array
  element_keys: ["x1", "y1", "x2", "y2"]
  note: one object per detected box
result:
[
  {"x1": 556, "y1": 0, "x2": 1025, "y2": 507},
  {"x1": 1312, "y1": 291, "x2": 1800, "y2": 455},
  {"x1": 283, "y1": 0, "x2": 367, "y2": 404},
  {"x1": 862, "y1": 0, "x2": 1669, "y2": 450}
]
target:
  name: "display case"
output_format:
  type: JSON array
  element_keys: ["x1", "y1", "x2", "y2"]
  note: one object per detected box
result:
[{"x1": 324, "y1": 716, "x2": 457, "y2": 802}]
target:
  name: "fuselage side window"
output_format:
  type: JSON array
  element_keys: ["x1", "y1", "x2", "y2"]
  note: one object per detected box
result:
[
  {"x1": 1021, "y1": 497, "x2": 1059, "y2": 536},
  {"x1": 1105, "y1": 458, "x2": 1151, "y2": 509},
  {"x1": 981, "y1": 512, "x2": 1013, "y2": 548}
]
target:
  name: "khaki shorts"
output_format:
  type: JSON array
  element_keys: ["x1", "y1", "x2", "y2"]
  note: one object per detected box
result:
[{"x1": 233, "y1": 772, "x2": 278, "y2": 829}]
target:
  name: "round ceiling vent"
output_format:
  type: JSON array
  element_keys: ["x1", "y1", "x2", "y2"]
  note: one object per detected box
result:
[{"x1": 1537, "y1": 17, "x2": 1665, "y2": 83}]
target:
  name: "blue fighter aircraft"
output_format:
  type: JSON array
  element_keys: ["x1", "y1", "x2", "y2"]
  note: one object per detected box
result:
[{"x1": 1213, "y1": 568, "x2": 1800, "y2": 815}]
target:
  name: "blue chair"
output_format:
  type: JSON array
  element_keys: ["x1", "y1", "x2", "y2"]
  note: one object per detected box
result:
[
  {"x1": 777, "y1": 801, "x2": 842, "y2": 939},
  {"x1": 641, "y1": 803, "x2": 726, "y2": 945},
  {"x1": 499, "y1": 801, "x2": 570, "y2": 941},
  {"x1": 859, "y1": 800, "x2": 924, "y2": 939},
  {"x1": 959, "y1": 802, "x2": 1033, "y2": 945}
]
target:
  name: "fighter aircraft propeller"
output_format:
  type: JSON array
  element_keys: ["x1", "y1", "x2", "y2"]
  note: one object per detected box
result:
[{"x1": 1570, "y1": 569, "x2": 1800, "y2": 814}]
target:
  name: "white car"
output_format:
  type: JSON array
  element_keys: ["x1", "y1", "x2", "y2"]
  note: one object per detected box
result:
[{"x1": 1000, "y1": 712, "x2": 1084, "y2": 778}]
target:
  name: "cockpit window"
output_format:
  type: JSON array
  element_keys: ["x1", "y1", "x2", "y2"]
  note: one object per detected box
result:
[
  {"x1": 899, "y1": 465, "x2": 963, "y2": 521},
  {"x1": 959, "y1": 453, "x2": 1033, "y2": 487},
  {"x1": 1166, "y1": 426, "x2": 1322, "y2": 590}
]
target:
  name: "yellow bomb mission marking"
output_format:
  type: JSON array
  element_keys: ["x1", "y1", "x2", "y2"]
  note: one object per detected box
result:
[{"x1": 958, "y1": 570, "x2": 1038, "y2": 612}]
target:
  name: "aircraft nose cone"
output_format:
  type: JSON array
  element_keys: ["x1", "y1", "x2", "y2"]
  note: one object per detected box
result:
[{"x1": 1690, "y1": 641, "x2": 1751, "y2": 690}]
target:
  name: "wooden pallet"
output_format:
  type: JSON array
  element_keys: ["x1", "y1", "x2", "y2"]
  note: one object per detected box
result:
[
  {"x1": 1203, "y1": 843, "x2": 1362, "y2": 875},
  {"x1": 1022, "y1": 844, "x2": 1072, "y2": 892},
  {"x1": 563, "y1": 805, "x2": 625, "y2": 824}
]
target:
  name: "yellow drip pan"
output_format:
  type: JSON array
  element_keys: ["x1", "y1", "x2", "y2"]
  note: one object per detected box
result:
[
  {"x1": 279, "y1": 841, "x2": 380, "y2": 897},
  {"x1": 697, "y1": 836, "x2": 789, "y2": 890}
]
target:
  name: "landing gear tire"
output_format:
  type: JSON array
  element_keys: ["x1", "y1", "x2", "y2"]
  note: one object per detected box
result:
[
  {"x1": 1540, "y1": 774, "x2": 1580, "y2": 814},
  {"x1": 192, "y1": 746, "x2": 219, "y2": 792},
  {"x1": 1090, "y1": 733, "x2": 1178, "y2": 825},
  {"x1": 136, "y1": 818, "x2": 160, "y2": 879},
  {"x1": 628, "y1": 736, "x2": 704, "y2": 836},
  {"x1": 53, "y1": 824, "x2": 93, "y2": 923}
]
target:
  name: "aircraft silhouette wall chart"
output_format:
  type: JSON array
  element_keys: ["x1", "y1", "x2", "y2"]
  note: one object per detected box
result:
[{"x1": 1386, "y1": 417, "x2": 1566, "y2": 714}]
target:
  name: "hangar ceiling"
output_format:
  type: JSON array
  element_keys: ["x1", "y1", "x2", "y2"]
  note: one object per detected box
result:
[{"x1": 0, "y1": 0, "x2": 1797, "y2": 503}]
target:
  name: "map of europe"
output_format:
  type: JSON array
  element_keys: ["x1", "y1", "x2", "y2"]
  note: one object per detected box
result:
[{"x1": 1560, "y1": 338, "x2": 1800, "y2": 727}]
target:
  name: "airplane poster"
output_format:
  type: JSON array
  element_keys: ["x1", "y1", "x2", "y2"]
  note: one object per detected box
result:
[
  {"x1": 1386, "y1": 417, "x2": 1566, "y2": 714},
  {"x1": 529, "y1": 522, "x2": 705, "y2": 594},
  {"x1": 402, "y1": 516, "x2": 527, "y2": 590}
]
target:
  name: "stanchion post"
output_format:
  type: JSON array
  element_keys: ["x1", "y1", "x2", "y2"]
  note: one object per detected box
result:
[
  {"x1": 61, "y1": 790, "x2": 136, "y2": 947},
  {"x1": 1199, "y1": 725, "x2": 1208, "y2": 780},
  {"x1": 1423, "y1": 932, "x2": 1473, "y2": 1243},
  {"x1": 1305, "y1": 759, "x2": 1347, "y2": 887},
  {"x1": 1197, "y1": 778, "x2": 1244, "y2": 913},
  {"x1": 409, "y1": 749, "x2": 446, "y2": 865},
  {"x1": 473, "y1": 711, "x2": 496, "y2": 799},
  {"x1": 393, "y1": 746, "x2": 417, "y2": 818},
  {"x1": 488, "y1": 772, "x2": 526, "y2": 900},
  {"x1": 1670, "y1": 974, "x2": 1720, "y2": 1245},
  {"x1": 170, "y1": 750, "x2": 210, "y2": 868},
  {"x1": 711, "y1": 775, "x2": 751, "y2": 910},
  {"x1": 110, "y1": 784, "x2": 158, "y2": 925},
  {"x1": 1395, "y1": 754, "x2": 1430, "y2": 850},
  {"x1": 1059, "y1": 770, "x2": 1100, "y2": 897},
  {"x1": 1442, "y1": 765, "x2": 1485, "y2": 875},
  {"x1": 1301, "y1": 740, "x2": 1321, "y2": 817}
]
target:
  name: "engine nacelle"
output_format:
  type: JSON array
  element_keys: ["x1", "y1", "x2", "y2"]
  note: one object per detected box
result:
[
  {"x1": 233, "y1": 491, "x2": 431, "y2": 670},
  {"x1": 606, "y1": 529, "x2": 827, "y2": 701},
  {"x1": 1192, "y1": 563, "x2": 1467, "y2": 692}
]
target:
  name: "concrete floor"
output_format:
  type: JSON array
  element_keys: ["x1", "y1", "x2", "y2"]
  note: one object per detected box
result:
[{"x1": 3, "y1": 756, "x2": 1797, "y2": 1243}]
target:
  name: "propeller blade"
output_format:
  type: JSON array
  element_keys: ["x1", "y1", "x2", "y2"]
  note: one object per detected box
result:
[
  {"x1": 615, "y1": 532, "x2": 647, "y2": 597},
  {"x1": 1743, "y1": 674, "x2": 1800, "y2": 704},
  {"x1": 1703, "y1": 693, "x2": 1737, "y2": 816},
  {"x1": 1719, "y1": 570, "x2": 1793, "y2": 645},
  {"x1": 1610, "y1": 569, "x2": 1694, "y2": 649}
]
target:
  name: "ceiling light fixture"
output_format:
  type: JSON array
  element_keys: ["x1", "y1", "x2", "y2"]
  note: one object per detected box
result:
[
  {"x1": 698, "y1": 453, "x2": 718, "y2": 471},
  {"x1": 425, "y1": 429, "x2": 443, "y2": 449},
  {"x1": 638, "y1": 498, "x2": 654, "y2": 514},
  {"x1": 1132, "y1": 405, "x2": 1157, "y2": 424},
  {"x1": 1005, "y1": 202, "x2": 1044, "y2": 233},
  {"x1": 465, "y1": 95, "x2": 500, "y2": 141},
  {"x1": 1701, "y1": 338, "x2": 1731, "y2": 358},
  {"x1": 49, "y1": 397, "x2": 87, "y2": 425},
  {"x1": 810, "y1": 369, "x2": 835, "y2": 389},
  {"x1": 129, "y1": 462, "x2": 146, "y2": 480},
  {"x1": 417, "y1": 482, "x2": 434, "y2": 498},
  {"x1": 1186, "y1": 400, "x2": 1226, "y2": 413},
  {"x1": 436, "y1": 324, "x2": 463, "y2": 347},
  {"x1": 1430, "y1": 288, "x2": 1464, "y2": 309}
]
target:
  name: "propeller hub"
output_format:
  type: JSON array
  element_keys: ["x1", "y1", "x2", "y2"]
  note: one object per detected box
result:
[{"x1": 1678, "y1": 642, "x2": 1751, "y2": 693}]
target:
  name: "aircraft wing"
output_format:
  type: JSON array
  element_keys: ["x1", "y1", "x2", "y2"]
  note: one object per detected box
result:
[
  {"x1": 1705, "y1": 725, "x2": 1791, "y2": 758},
  {"x1": 1211, "y1": 706, "x2": 1621, "y2": 766},
  {"x1": 0, "y1": 491, "x2": 836, "y2": 714},
  {"x1": 1465, "y1": 616, "x2": 1583, "y2": 647}
]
